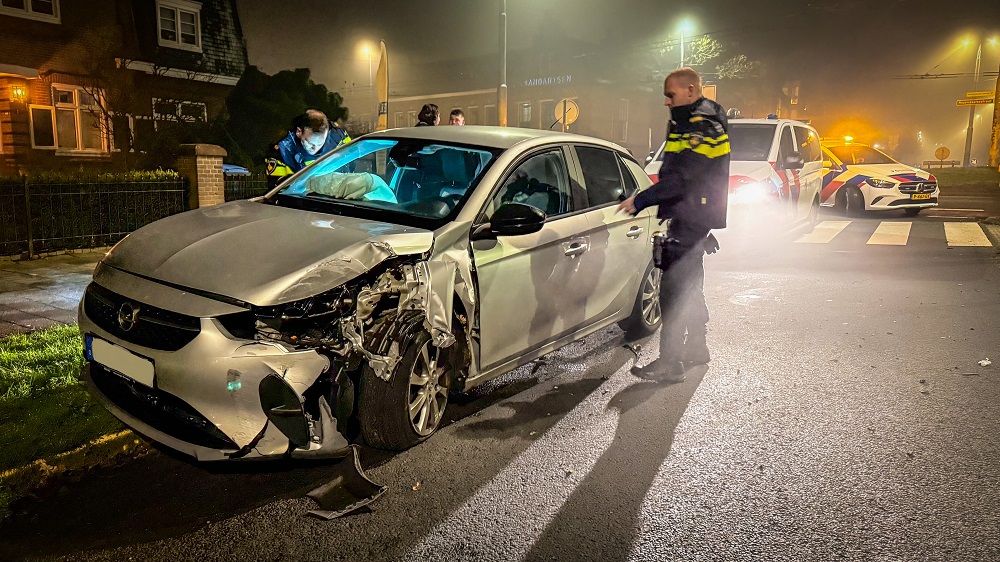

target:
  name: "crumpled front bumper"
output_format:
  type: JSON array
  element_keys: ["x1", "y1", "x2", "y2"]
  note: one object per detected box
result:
[{"x1": 79, "y1": 293, "x2": 349, "y2": 461}]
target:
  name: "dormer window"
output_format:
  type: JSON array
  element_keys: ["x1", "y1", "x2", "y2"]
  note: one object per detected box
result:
[{"x1": 156, "y1": 0, "x2": 201, "y2": 53}]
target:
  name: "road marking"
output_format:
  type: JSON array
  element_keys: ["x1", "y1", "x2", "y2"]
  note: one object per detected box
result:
[
  {"x1": 867, "y1": 221, "x2": 911, "y2": 245},
  {"x1": 944, "y1": 223, "x2": 992, "y2": 247},
  {"x1": 795, "y1": 220, "x2": 851, "y2": 244}
]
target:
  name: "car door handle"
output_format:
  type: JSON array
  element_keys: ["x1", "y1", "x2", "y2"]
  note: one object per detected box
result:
[
  {"x1": 626, "y1": 226, "x2": 644, "y2": 239},
  {"x1": 564, "y1": 242, "x2": 589, "y2": 257}
]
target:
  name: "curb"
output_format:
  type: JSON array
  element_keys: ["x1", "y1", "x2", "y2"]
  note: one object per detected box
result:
[
  {"x1": 0, "y1": 430, "x2": 154, "y2": 521},
  {"x1": 980, "y1": 218, "x2": 1000, "y2": 253}
]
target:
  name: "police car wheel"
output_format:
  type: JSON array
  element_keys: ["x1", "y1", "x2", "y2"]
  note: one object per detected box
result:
[
  {"x1": 844, "y1": 186, "x2": 864, "y2": 217},
  {"x1": 807, "y1": 196, "x2": 820, "y2": 231},
  {"x1": 619, "y1": 261, "x2": 662, "y2": 340}
]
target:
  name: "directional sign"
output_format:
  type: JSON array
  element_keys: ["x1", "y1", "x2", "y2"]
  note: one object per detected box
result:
[
  {"x1": 966, "y1": 90, "x2": 996, "y2": 99},
  {"x1": 956, "y1": 98, "x2": 994, "y2": 106},
  {"x1": 935, "y1": 146, "x2": 951, "y2": 161},
  {"x1": 554, "y1": 99, "x2": 579, "y2": 125}
]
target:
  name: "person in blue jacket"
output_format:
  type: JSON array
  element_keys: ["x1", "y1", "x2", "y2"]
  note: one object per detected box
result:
[
  {"x1": 618, "y1": 67, "x2": 730, "y2": 383},
  {"x1": 266, "y1": 109, "x2": 351, "y2": 187}
]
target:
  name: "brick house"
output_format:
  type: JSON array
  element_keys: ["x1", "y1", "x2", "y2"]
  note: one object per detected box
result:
[{"x1": 0, "y1": 0, "x2": 248, "y2": 174}]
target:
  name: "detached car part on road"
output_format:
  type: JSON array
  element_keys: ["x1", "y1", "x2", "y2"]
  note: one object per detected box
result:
[{"x1": 79, "y1": 126, "x2": 660, "y2": 460}]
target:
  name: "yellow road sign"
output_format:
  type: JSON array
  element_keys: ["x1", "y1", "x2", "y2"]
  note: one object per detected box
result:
[
  {"x1": 554, "y1": 99, "x2": 579, "y2": 125},
  {"x1": 935, "y1": 146, "x2": 951, "y2": 161},
  {"x1": 956, "y1": 98, "x2": 993, "y2": 106},
  {"x1": 966, "y1": 91, "x2": 996, "y2": 99},
  {"x1": 703, "y1": 84, "x2": 717, "y2": 101}
]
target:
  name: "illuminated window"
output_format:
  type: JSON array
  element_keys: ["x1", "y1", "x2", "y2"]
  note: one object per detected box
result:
[
  {"x1": 156, "y1": 0, "x2": 201, "y2": 52},
  {"x1": 518, "y1": 102, "x2": 532, "y2": 128},
  {"x1": 0, "y1": 0, "x2": 59, "y2": 23}
]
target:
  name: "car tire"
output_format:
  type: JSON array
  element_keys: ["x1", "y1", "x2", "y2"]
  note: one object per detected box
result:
[
  {"x1": 358, "y1": 322, "x2": 450, "y2": 451},
  {"x1": 903, "y1": 207, "x2": 922, "y2": 217},
  {"x1": 619, "y1": 260, "x2": 662, "y2": 340},
  {"x1": 843, "y1": 185, "x2": 865, "y2": 217},
  {"x1": 807, "y1": 195, "x2": 820, "y2": 231}
]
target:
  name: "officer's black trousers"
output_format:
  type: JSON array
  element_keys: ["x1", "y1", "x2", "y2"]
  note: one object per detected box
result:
[{"x1": 656, "y1": 225, "x2": 710, "y2": 362}]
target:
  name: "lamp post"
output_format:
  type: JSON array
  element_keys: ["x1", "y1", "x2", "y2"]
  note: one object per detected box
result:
[
  {"x1": 679, "y1": 20, "x2": 694, "y2": 68},
  {"x1": 989, "y1": 37, "x2": 1000, "y2": 168},
  {"x1": 962, "y1": 40, "x2": 982, "y2": 167},
  {"x1": 498, "y1": 0, "x2": 508, "y2": 127}
]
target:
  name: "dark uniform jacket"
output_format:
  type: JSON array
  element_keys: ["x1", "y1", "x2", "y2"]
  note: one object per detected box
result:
[
  {"x1": 265, "y1": 122, "x2": 350, "y2": 187},
  {"x1": 634, "y1": 97, "x2": 731, "y2": 231}
]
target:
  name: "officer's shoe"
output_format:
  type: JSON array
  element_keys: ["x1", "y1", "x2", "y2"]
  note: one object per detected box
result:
[
  {"x1": 631, "y1": 360, "x2": 686, "y2": 383},
  {"x1": 682, "y1": 342, "x2": 711, "y2": 368}
]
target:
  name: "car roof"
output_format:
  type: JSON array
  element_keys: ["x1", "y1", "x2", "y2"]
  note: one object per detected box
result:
[
  {"x1": 360, "y1": 125, "x2": 626, "y2": 152},
  {"x1": 729, "y1": 118, "x2": 815, "y2": 128}
]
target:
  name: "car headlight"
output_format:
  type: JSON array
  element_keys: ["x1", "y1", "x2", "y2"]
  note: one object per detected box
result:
[
  {"x1": 729, "y1": 180, "x2": 770, "y2": 205},
  {"x1": 866, "y1": 178, "x2": 895, "y2": 189}
]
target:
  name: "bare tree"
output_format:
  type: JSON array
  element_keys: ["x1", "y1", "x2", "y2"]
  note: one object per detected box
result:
[{"x1": 717, "y1": 55, "x2": 765, "y2": 80}]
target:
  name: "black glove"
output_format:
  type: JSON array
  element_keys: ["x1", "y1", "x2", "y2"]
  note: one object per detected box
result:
[{"x1": 704, "y1": 233, "x2": 720, "y2": 255}]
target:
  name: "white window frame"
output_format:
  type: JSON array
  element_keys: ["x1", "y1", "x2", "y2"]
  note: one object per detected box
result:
[
  {"x1": 29, "y1": 105, "x2": 57, "y2": 149},
  {"x1": 518, "y1": 102, "x2": 532, "y2": 127},
  {"x1": 0, "y1": 0, "x2": 60, "y2": 24},
  {"x1": 51, "y1": 83, "x2": 108, "y2": 155},
  {"x1": 612, "y1": 98, "x2": 629, "y2": 143},
  {"x1": 151, "y1": 97, "x2": 208, "y2": 126},
  {"x1": 155, "y1": 0, "x2": 202, "y2": 53}
]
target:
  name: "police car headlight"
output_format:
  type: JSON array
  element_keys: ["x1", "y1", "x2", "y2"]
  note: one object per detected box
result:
[
  {"x1": 866, "y1": 178, "x2": 895, "y2": 189},
  {"x1": 730, "y1": 181, "x2": 769, "y2": 205}
]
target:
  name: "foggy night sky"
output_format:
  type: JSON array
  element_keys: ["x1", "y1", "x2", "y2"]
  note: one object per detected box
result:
[{"x1": 237, "y1": 0, "x2": 1000, "y2": 162}]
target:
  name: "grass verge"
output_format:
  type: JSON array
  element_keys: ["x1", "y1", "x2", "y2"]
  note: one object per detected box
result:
[
  {"x1": 931, "y1": 166, "x2": 1000, "y2": 188},
  {"x1": 0, "y1": 324, "x2": 126, "y2": 520}
]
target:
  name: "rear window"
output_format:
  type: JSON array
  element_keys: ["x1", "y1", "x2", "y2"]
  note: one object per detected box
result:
[{"x1": 729, "y1": 124, "x2": 776, "y2": 161}]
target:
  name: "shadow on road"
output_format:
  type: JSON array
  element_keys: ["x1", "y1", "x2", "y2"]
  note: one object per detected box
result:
[{"x1": 522, "y1": 366, "x2": 707, "y2": 562}]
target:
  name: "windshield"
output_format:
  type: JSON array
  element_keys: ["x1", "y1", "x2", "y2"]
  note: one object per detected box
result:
[
  {"x1": 729, "y1": 123, "x2": 776, "y2": 161},
  {"x1": 828, "y1": 145, "x2": 897, "y2": 165},
  {"x1": 270, "y1": 138, "x2": 500, "y2": 225}
]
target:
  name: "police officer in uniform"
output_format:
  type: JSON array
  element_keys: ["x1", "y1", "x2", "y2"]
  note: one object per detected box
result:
[
  {"x1": 618, "y1": 67, "x2": 730, "y2": 383},
  {"x1": 266, "y1": 109, "x2": 351, "y2": 188}
]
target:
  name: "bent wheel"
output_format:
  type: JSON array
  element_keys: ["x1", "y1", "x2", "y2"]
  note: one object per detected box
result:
[{"x1": 359, "y1": 329, "x2": 450, "y2": 451}]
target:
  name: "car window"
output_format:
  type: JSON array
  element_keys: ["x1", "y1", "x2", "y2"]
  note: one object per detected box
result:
[
  {"x1": 729, "y1": 123, "x2": 776, "y2": 161},
  {"x1": 777, "y1": 126, "x2": 796, "y2": 166},
  {"x1": 794, "y1": 126, "x2": 821, "y2": 162},
  {"x1": 617, "y1": 156, "x2": 640, "y2": 196},
  {"x1": 622, "y1": 158, "x2": 654, "y2": 189},
  {"x1": 828, "y1": 145, "x2": 897, "y2": 165},
  {"x1": 576, "y1": 146, "x2": 627, "y2": 207},
  {"x1": 485, "y1": 150, "x2": 573, "y2": 219}
]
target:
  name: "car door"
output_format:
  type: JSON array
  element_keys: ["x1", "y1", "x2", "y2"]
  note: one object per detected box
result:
[
  {"x1": 570, "y1": 144, "x2": 653, "y2": 324},
  {"x1": 471, "y1": 146, "x2": 591, "y2": 371},
  {"x1": 793, "y1": 125, "x2": 823, "y2": 219},
  {"x1": 774, "y1": 124, "x2": 799, "y2": 223},
  {"x1": 820, "y1": 146, "x2": 846, "y2": 205}
]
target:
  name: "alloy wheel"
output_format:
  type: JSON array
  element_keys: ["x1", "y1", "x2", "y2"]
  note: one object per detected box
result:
[
  {"x1": 407, "y1": 342, "x2": 449, "y2": 436},
  {"x1": 641, "y1": 267, "x2": 662, "y2": 326}
]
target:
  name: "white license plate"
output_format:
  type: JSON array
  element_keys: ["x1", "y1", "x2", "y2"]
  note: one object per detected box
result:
[{"x1": 90, "y1": 337, "x2": 155, "y2": 387}]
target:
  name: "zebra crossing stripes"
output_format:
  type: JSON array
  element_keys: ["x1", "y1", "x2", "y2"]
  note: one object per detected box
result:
[
  {"x1": 944, "y1": 222, "x2": 993, "y2": 247},
  {"x1": 867, "y1": 222, "x2": 911, "y2": 245},
  {"x1": 794, "y1": 221, "x2": 851, "y2": 244},
  {"x1": 794, "y1": 220, "x2": 994, "y2": 247}
]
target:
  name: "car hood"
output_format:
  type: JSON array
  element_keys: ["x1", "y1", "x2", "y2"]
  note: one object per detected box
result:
[
  {"x1": 729, "y1": 161, "x2": 774, "y2": 179},
  {"x1": 841, "y1": 164, "x2": 932, "y2": 181},
  {"x1": 103, "y1": 201, "x2": 434, "y2": 306}
]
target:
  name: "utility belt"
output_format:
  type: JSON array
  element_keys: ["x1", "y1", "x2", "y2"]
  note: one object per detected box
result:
[{"x1": 652, "y1": 232, "x2": 720, "y2": 270}]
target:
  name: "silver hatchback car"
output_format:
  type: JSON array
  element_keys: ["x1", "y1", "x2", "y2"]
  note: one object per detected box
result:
[{"x1": 79, "y1": 126, "x2": 662, "y2": 460}]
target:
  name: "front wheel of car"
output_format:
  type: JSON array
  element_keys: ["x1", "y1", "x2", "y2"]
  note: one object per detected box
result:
[
  {"x1": 619, "y1": 260, "x2": 662, "y2": 340},
  {"x1": 903, "y1": 207, "x2": 922, "y2": 217},
  {"x1": 358, "y1": 328, "x2": 450, "y2": 451},
  {"x1": 844, "y1": 185, "x2": 865, "y2": 217}
]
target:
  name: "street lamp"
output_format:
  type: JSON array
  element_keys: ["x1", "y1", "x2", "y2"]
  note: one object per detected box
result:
[
  {"x1": 962, "y1": 40, "x2": 983, "y2": 167},
  {"x1": 679, "y1": 20, "x2": 694, "y2": 68}
]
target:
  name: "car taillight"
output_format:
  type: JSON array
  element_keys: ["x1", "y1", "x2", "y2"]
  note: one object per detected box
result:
[{"x1": 648, "y1": 174, "x2": 658, "y2": 182}]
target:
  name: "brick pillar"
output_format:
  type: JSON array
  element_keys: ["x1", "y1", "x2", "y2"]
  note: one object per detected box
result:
[{"x1": 177, "y1": 144, "x2": 227, "y2": 209}]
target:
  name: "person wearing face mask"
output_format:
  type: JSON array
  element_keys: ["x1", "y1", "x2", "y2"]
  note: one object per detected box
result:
[
  {"x1": 265, "y1": 109, "x2": 351, "y2": 188},
  {"x1": 617, "y1": 67, "x2": 730, "y2": 383}
]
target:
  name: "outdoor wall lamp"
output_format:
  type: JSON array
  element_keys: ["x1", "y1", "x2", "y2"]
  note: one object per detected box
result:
[{"x1": 10, "y1": 85, "x2": 28, "y2": 104}]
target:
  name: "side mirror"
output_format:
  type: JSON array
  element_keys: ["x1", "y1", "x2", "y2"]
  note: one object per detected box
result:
[
  {"x1": 644, "y1": 151, "x2": 655, "y2": 164},
  {"x1": 473, "y1": 202, "x2": 546, "y2": 240},
  {"x1": 784, "y1": 152, "x2": 805, "y2": 170}
]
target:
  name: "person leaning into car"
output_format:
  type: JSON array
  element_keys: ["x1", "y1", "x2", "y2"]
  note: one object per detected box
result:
[
  {"x1": 265, "y1": 109, "x2": 351, "y2": 188},
  {"x1": 617, "y1": 67, "x2": 731, "y2": 383}
]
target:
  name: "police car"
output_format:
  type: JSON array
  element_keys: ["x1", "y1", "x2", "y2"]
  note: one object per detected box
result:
[
  {"x1": 820, "y1": 140, "x2": 938, "y2": 217},
  {"x1": 645, "y1": 117, "x2": 824, "y2": 231}
]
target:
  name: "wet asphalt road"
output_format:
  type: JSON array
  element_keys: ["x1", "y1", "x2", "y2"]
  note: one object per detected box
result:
[{"x1": 3, "y1": 205, "x2": 1000, "y2": 561}]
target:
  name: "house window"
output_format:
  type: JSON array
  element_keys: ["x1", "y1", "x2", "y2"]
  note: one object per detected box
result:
[
  {"x1": 612, "y1": 99, "x2": 629, "y2": 142},
  {"x1": 0, "y1": 0, "x2": 60, "y2": 24},
  {"x1": 152, "y1": 98, "x2": 207, "y2": 124},
  {"x1": 48, "y1": 85, "x2": 107, "y2": 153},
  {"x1": 29, "y1": 106, "x2": 57, "y2": 148},
  {"x1": 407, "y1": 111, "x2": 416, "y2": 127},
  {"x1": 393, "y1": 112, "x2": 404, "y2": 128},
  {"x1": 156, "y1": 0, "x2": 201, "y2": 52},
  {"x1": 518, "y1": 102, "x2": 532, "y2": 128}
]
